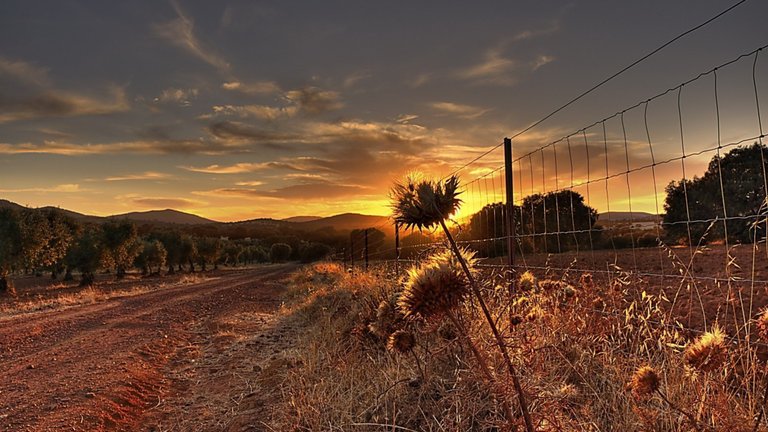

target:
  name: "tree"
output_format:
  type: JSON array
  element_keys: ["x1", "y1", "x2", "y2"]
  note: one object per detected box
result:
[
  {"x1": 179, "y1": 234, "x2": 197, "y2": 272},
  {"x1": 520, "y1": 190, "x2": 598, "y2": 253},
  {"x1": 18, "y1": 208, "x2": 52, "y2": 273},
  {"x1": 0, "y1": 208, "x2": 22, "y2": 293},
  {"x1": 41, "y1": 209, "x2": 79, "y2": 279},
  {"x1": 134, "y1": 240, "x2": 167, "y2": 275},
  {"x1": 299, "y1": 242, "x2": 332, "y2": 263},
  {"x1": 65, "y1": 226, "x2": 103, "y2": 286},
  {"x1": 664, "y1": 142, "x2": 768, "y2": 245},
  {"x1": 101, "y1": 220, "x2": 141, "y2": 278},
  {"x1": 270, "y1": 243, "x2": 292, "y2": 263},
  {"x1": 152, "y1": 230, "x2": 182, "y2": 274},
  {"x1": 196, "y1": 237, "x2": 222, "y2": 271},
  {"x1": 465, "y1": 202, "x2": 518, "y2": 258}
]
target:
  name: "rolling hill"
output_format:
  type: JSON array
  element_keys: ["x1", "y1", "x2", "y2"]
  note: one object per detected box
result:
[{"x1": 111, "y1": 209, "x2": 216, "y2": 225}]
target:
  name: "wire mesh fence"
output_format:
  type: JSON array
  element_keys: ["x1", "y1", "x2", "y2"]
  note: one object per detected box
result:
[{"x1": 349, "y1": 44, "x2": 768, "y2": 342}]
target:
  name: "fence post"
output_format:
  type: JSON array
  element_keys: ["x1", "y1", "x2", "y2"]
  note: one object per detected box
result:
[
  {"x1": 364, "y1": 228, "x2": 369, "y2": 270},
  {"x1": 350, "y1": 235, "x2": 355, "y2": 268},
  {"x1": 504, "y1": 137, "x2": 516, "y2": 289},
  {"x1": 395, "y1": 222, "x2": 400, "y2": 277}
]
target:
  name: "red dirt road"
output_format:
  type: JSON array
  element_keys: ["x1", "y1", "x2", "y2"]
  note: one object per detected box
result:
[{"x1": 0, "y1": 265, "x2": 299, "y2": 431}]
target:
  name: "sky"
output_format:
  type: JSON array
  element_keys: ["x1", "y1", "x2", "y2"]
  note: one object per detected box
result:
[{"x1": 0, "y1": 0, "x2": 766, "y2": 222}]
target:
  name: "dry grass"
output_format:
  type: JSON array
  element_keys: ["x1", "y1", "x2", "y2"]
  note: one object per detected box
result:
[
  {"x1": 0, "y1": 273, "x2": 213, "y2": 319},
  {"x1": 266, "y1": 260, "x2": 768, "y2": 431}
]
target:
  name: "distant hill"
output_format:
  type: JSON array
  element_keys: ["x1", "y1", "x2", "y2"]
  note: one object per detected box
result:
[
  {"x1": 1, "y1": 198, "x2": 394, "y2": 231},
  {"x1": 282, "y1": 216, "x2": 322, "y2": 223},
  {"x1": 295, "y1": 213, "x2": 392, "y2": 232},
  {"x1": 598, "y1": 211, "x2": 659, "y2": 222},
  {"x1": 0, "y1": 199, "x2": 216, "y2": 225},
  {"x1": 111, "y1": 209, "x2": 216, "y2": 225}
]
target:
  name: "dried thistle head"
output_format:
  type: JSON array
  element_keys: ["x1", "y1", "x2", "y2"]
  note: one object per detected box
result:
[
  {"x1": 628, "y1": 366, "x2": 660, "y2": 397},
  {"x1": 510, "y1": 315, "x2": 524, "y2": 326},
  {"x1": 369, "y1": 299, "x2": 397, "y2": 337},
  {"x1": 756, "y1": 309, "x2": 768, "y2": 342},
  {"x1": 684, "y1": 326, "x2": 728, "y2": 372},
  {"x1": 391, "y1": 174, "x2": 461, "y2": 230},
  {"x1": 397, "y1": 247, "x2": 476, "y2": 320},
  {"x1": 519, "y1": 271, "x2": 538, "y2": 291},
  {"x1": 579, "y1": 273, "x2": 595, "y2": 290},
  {"x1": 387, "y1": 330, "x2": 416, "y2": 354}
]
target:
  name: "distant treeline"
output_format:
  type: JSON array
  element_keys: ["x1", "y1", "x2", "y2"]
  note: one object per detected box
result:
[{"x1": 0, "y1": 209, "x2": 350, "y2": 291}]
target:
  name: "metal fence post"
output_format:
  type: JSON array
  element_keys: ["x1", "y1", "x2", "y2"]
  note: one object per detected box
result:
[
  {"x1": 350, "y1": 235, "x2": 355, "y2": 268},
  {"x1": 364, "y1": 228, "x2": 369, "y2": 270},
  {"x1": 504, "y1": 137, "x2": 516, "y2": 288}
]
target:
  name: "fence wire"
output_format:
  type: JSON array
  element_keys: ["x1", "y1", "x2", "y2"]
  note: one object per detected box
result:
[{"x1": 354, "y1": 44, "x2": 768, "y2": 342}]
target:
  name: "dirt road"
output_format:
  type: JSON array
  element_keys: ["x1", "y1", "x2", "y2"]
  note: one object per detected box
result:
[{"x1": 0, "y1": 264, "x2": 300, "y2": 431}]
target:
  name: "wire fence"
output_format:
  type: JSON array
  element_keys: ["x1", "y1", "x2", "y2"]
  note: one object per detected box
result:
[{"x1": 345, "y1": 43, "x2": 768, "y2": 341}]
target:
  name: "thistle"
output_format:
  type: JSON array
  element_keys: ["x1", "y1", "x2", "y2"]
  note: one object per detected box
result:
[
  {"x1": 519, "y1": 271, "x2": 538, "y2": 291},
  {"x1": 390, "y1": 174, "x2": 534, "y2": 432},
  {"x1": 684, "y1": 326, "x2": 728, "y2": 372},
  {"x1": 391, "y1": 174, "x2": 461, "y2": 230},
  {"x1": 387, "y1": 330, "x2": 416, "y2": 354},
  {"x1": 397, "y1": 248, "x2": 476, "y2": 320},
  {"x1": 579, "y1": 273, "x2": 595, "y2": 290},
  {"x1": 629, "y1": 366, "x2": 660, "y2": 398}
]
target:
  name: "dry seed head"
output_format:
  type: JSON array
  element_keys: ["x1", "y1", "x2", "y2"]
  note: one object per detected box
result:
[
  {"x1": 684, "y1": 326, "x2": 728, "y2": 372},
  {"x1": 756, "y1": 309, "x2": 768, "y2": 342},
  {"x1": 510, "y1": 315, "x2": 524, "y2": 326},
  {"x1": 391, "y1": 174, "x2": 461, "y2": 230},
  {"x1": 579, "y1": 273, "x2": 595, "y2": 290},
  {"x1": 387, "y1": 330, "x2": 416, "y2": 354},
  {"x1": 397, "y1": 248, "x2": 476, "y2": 320},
  {"x1": 629, "y1": 366, "x2": 660, "y2": 397},
  {"x1": 519, "y1": 271, "x2": 538, "y2": 291}
]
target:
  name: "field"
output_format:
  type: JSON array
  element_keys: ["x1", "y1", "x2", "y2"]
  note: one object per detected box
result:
[{"x1": 2, "y1": 243, "x2": 768, "y2": 431}]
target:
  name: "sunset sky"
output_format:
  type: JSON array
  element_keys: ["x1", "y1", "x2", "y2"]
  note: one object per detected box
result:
[{"x1": 1, "y1": 1, "x2": 766, "y2": 221}]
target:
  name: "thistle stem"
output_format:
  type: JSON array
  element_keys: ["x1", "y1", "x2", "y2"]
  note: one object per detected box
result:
[
  {"x1": 446, "y1": 310, "x2": 516, "y2": 428},
  {"x1": 439, "y1": 218, "x2": 535, "y2": 432},
  {"x1": 656, "y1": 389, "x2": 702, "y2": 431}
]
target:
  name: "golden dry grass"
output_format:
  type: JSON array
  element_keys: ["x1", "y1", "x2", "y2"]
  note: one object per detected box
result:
[{"x1": 267, "y1": 261, "x2": 768, "y2": 431}]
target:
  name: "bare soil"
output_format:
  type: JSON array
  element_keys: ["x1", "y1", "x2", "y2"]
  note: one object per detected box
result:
[{"x1": 0, "y1": 264, "x2": 300, "y2": 432}]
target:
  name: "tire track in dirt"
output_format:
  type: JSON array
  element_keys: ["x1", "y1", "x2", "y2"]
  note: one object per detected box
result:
[{"x1": 0, "y1": 264, "x2": 297, "y2": 431}]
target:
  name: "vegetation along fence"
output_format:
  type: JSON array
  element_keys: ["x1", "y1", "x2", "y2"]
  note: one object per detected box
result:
[{"x1": 349, "y1": 44, "x2": 768, "y2": 342}]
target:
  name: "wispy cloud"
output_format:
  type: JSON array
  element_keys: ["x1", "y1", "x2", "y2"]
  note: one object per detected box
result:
[
  {"x1": 0, "y1": 86, "x2": 129, "y2": 123},
  {"x1": 154, "y1": 87, "x2": 198, "y2": 106},
  {"x1": 0, "y1": 57, "x2": 50, "y2": 86},
  {"x1": 222, "y1": 80, "x2": 281, "y2": 95},
  {"x1": 153, "y1": 0, "x2": 229, "y2": 71},
  {"x1": 531, "y1": 54, "x2": 555, "y2": 71},
  {"x1": 429, "y1": 102, "x2": 491, "y2": 119},
  {"x1": 0, "y1": 183, "x2": 83, "y2": 193},
  {"x1": 457, "y1": 45, "x2": 518, "y2": 86},
  {"x1": 195, "y1": 182, "x2": 371, "y2": 200},
  {"x1": 104, "y1": 171, "x2": 172, "y2": 181},
  {"x1": 130, "y1": 197, "x2": 204, "y2": 209},
  {"x1": 204, "y1": 104, "x2": 298, "y2": 121},
  {"x1": 181, "y1": 161, "x2": 302, "y2": 174},
  {"x1": 283, "y1": 86, "x2": 343, "y2": 114}
]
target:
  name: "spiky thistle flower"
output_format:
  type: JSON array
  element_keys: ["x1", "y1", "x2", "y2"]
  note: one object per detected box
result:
[
  {"x1": 397, "y1": 247, "x2": 477, "y2": 320},
  {"x1": 391, "y1": 174, "x2": 461, "y2": 230},
  {"x1": 387, "y1": 330, "x2": 416, "y2": 354},
  {"x1": 684, "y1": 326, "x2": 728, "y2": 372},
  {"x1": 628, "y1": 366, "x2": 660, "y2": 397},
  {"x1": 519, "y1": 271, "x2": 538, "y2": 291},
  {"x1": 756, "y1": 309, "x2": 768, "y2": 342}
]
